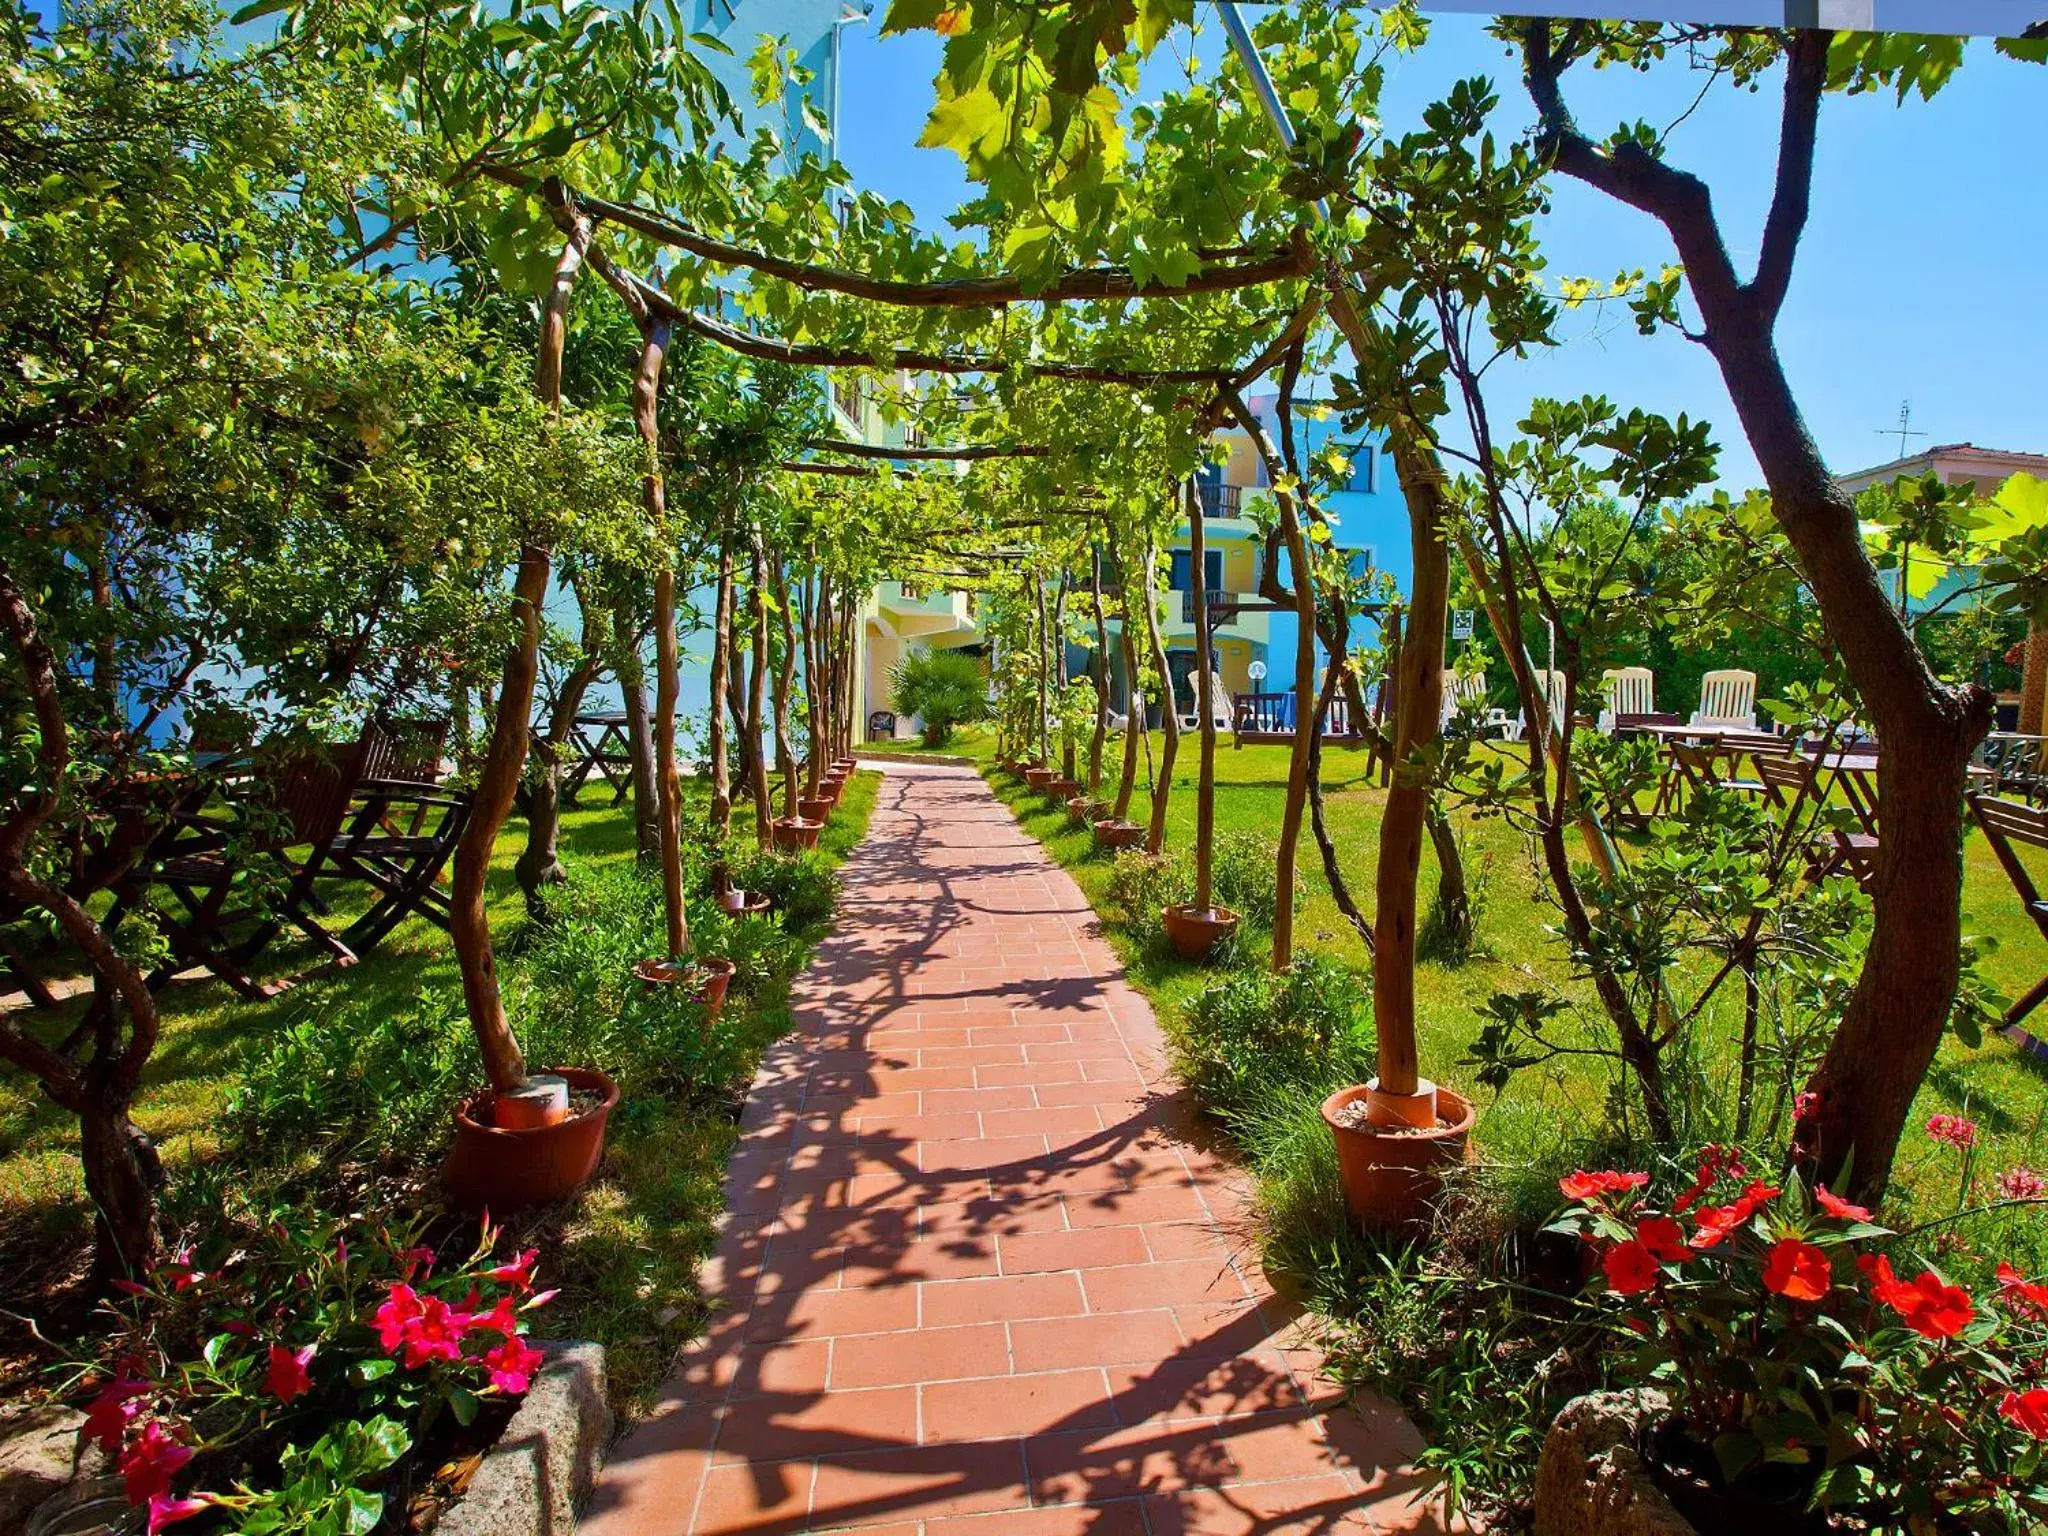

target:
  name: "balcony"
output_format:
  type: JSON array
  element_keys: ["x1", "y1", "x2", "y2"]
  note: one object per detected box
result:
[
  {"x1": 1198, "y1": 483, "x2": 1243, "y2": 518},
  {"x1": 1166, "y1": 588, "x2": 1269, "y2": 645},
  {"x1": 876, "y1": 581, "x2": 976, "y2": 640}
]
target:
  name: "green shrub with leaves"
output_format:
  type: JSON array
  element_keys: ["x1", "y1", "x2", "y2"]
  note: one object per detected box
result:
[
  {"x1": 1174, "y1": 954, "x2": 1370, "y2": 1126},
  {"x1": 889, "y1": 647, "x2": 988, "y2": 746},
  {"x1": 720, "y1": 846, "x2": 843, "y2": 932}
]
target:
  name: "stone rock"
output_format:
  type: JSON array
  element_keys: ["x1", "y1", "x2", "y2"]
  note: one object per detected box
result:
[
  {"x1": 1, "y1": 1404, "x2": 105, "y2": 1536},
  {"x1": 1533, "y1": 1389, "x2": 1697, "y2": 1536},
  {"x1": 436, "y1": 1342, "x2": 610, "y2": 1536}
]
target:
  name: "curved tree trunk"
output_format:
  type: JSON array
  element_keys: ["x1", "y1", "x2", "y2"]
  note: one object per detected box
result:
[
  {"x1": 450, "y1": 231, "x2": 586, "y2": 1093},
  {"x1": 746, "y1": 537, "x2": 773, "y2": 846},
  {"x1": 1112, "y1": 548, "x2": 1145, "y2": 821},
  {"x1": 638, "y1": 316, "x2": 690, "y2": 961},
  {"x1": 766, "y1": 542, "x2": 800, "y2": 818},
  {"x1": 1088, "y1": 549, "x2": 1110, "y2": 792},
  {"x1": 515, "y1": 578, "x2": 604, "y2": 914}
]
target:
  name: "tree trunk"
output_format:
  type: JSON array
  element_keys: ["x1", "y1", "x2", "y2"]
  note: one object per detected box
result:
[
  {"x1": 708, "y1": 537, "x2": 735, "y2": 836},
  {"x1": 1189, "y1": 484, "x2": 1216, "y2": 910},
  {"x1": 767, "y1": 543, "x2": 800, "y2": 818},
  {"x1": 1138, "y1": 538, "x2": 1180, "y2": 857},
  {"x1": 637, "y1": 316, "x2": 690, "y2": 962},
  {"x1": 1088, "y1": 549, "x2": 1110, "y2": 793},
  {"x1": 79, "y1": 1076, "x2": 161, "y2": 1286},
  {"x1": 2021, "y1": 620, "x2": 2046, "y2": 738},
  {"x1": 1034, "y1": 580, "x2": 1052, "y2": 767},
  {"x1": 622, "y1": 663, "x2": 660, "y2": 861},
  {"x1": 515, "y1": 585, "x2": 603, "y2": 915},
  {"x1": 1308, "y1": 627, "x2": 1374, "y2": 953},
  {"x1": 1113, "y1": 548, "x2": 1145, "y2": 821},
  {"x1": 746, "y1": 538, "x2": 773, "y2": 846},
  {"x1": 450, "y1": 230, "x2": 584, "y2": 1093},
  {"x1": 1369, "y1": 433, "x2": 1452, "y2": 1094}
]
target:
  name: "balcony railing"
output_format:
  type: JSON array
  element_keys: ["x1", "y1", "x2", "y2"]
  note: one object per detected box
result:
[
  {"x1": 1180, "y1": 589, "x2": 1235, "y2": 624},
  {"x1": 1198, "y1": 483, "x2": 1243, "y2": 518}
]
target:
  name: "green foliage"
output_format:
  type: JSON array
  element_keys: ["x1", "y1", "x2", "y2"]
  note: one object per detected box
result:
[
  {"x1": 1174, "y1": 953, "x2": 1369, "y2": 1126},
  {"x1": 1102, "y1": 830, "x2": 1286, "y2": 955},
  {"x1": 889, "y1": 646, "x2": 989, "y2": 746}
]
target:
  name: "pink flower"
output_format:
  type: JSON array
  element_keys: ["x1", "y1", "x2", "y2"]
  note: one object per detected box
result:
[
  {"x1": 399, "y1": 1296, "x2": 472, "y2": 1368},
  {"x1": 157, "y1": 1249, "x2": 201, "y2": 1294},
  {"x1": 82, "y1": 1377, "x2": 150, "y2": 1455},
  {"x1": 147, "y1": 1493, "x2": 212, "y2": 1533},
  {"x1": 265, "y1": 1343, "x2": 315, "y2": 1404},
  {"x1": 1794, "y1": 1090, "x2": 1820, "y2": 1122},
  {"x1": 399, "y1": 1245, "x2": 437, "y2": 1281},
  {"x1": 1928, "y1": 1114, "x2": 1979, "y2": 1150},
  {"x1": 487, "y1": 1248, "x2": 540, "y2": 1289},
  {"x1": 1762, "y1": 1238, "x2": 1832, "y2": 1302},
  {"x1": 471, "y1": 1295, "x2": 522, "y2": 1339},
  {"x1": 373, "y1": 1283, "x2": 423, "y2": 1354},
  {"x1": 118, "y1": 1422, "x2": 192, "y2": 1505},
  {"x1": 481, "y1": 1336, "x2": 545, "y2": 1395},
  {"x1": 1814, "y1": 1185, "x2": 1874, "y2": 1223},
  {"x1": 1999, "y1": 1166, "x2": 2045, "y2": 1201}
]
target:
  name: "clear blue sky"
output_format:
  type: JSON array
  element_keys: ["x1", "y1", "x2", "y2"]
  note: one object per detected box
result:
[{"x1": 835, "y1": 12, "x2": 2048, "y2": 490}]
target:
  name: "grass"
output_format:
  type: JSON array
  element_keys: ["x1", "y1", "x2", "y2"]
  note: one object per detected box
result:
[
  {"x1": 955, "y1": 726, "x2": 2048, "y2": 1251},
  {"x1": 0, "y1": 773, "x2": 881, "y2": 1416}
]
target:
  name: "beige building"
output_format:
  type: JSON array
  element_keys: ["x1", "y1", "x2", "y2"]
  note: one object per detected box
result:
[{"x1": 1836, "y1": 442, "x2": 2048, "y2": 498}]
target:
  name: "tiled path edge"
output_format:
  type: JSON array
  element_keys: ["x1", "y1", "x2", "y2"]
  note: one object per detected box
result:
[{"x1": 580, "y1": 758, "x2": 1449, "y2": 1536}]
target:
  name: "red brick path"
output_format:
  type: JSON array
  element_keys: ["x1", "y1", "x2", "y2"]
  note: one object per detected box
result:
[{"x1": 579, "y1": 759, "x2": 1448, "y2": 1536}]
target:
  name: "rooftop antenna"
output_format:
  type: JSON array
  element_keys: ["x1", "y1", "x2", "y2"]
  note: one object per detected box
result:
[{"x1": 1880, "y1": 399, "x2": 1927, "y2": 461}]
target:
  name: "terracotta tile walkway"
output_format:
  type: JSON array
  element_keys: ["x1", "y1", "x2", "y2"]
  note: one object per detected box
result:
[{"x1": 580, "y1": 759, "x2": 1449, "y2": 1536}]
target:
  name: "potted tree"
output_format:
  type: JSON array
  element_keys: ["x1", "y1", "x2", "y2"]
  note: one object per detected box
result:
[
  {"x1": 1161, "y1": 480, "x2": 1238, "y2": 961},
  {"x1": 889, "y1": 645, "x2": 987, "y2": 750}
]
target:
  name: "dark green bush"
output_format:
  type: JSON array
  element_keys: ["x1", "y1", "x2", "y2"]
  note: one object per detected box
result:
[{"x1": 723, "y1": 845, "x2": 842, "y2": 932}]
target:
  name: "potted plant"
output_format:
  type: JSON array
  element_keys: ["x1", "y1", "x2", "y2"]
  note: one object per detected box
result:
[
  {"x1": 771, "y1": 815, "x2": 823, "y2": 852},
  {"x1": 1092, "y1": 817, "x2": 1146, "y2": 852},
  {"x1": 1539, "y1": 1148, "x2": 2048, "y2": 1534},
  {"x1": 1160, "y1": 484, "x2": 1238, "y2": 963}
]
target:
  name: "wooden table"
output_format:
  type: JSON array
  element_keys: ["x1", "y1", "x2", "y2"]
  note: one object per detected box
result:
[
  {"x1": 1620, "y1": 721, "x2": 1791, "y2": 815},
  {"x1": 563, "y1": 713, "x2": 635, "y2": 806}
]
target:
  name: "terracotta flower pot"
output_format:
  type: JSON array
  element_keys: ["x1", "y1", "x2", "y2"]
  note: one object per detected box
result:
[
  {"x1": 1024, "y1": 765, "x2": 1056, "y2": 789},
  {"x1": 771, "y1": 816, "x2": 823, "y2": 852},
  {"x1": 635, "y1": 956, "x2": 737, "y2": 1024},
  {"x1": 1092, "y1": 818, "x2": 1146, "y2": 851},
  {"x1": 1162, "y1": 903, "x2": 1240, "y2": 961},
  {"x1": 1047, "y1": 777, "x2": 1082, "y2": 799},
  {"x1": 442, "y1": 1066, "x2": 620, "y2": 1212},
  {"x1": 798, "y1": 795, "x2": 834, "y2": 824},
  {"x1": 1320, "y1": 1083, "x2": 1474, "y2": 1234},
  {"x1": 1065, "y1": 795, "x2": 1103, "y2": 826},
  {"x1": 719, "y1": 889, "x2": 772, "y2": 919},
  {"x1": 831, "y1": 758, "x2": 857, "y2": 775}
]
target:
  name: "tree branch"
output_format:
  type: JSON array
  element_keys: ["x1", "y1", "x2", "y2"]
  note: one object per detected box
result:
[{"x1": 1750, "y1": 28, "x2": 1830, "y2": 323}]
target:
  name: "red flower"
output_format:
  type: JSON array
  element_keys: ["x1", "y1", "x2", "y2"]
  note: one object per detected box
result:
[
  {"x1": 1997, "y1": 1262, "x2": 2048, "y2": 1319},
  {"x1": 487, "y1": 1248, "x2": 540, "y2": 1289},
  {"x1": 1689, "y1": 1181, "x2": 1782, "y2": 1249},
  {"x1": 2002, "y1": 1388, "x2": 2048, "y2": 1439},
  {"x1": 1602, "y1": 1240, "x2": 1661, "y2": 1294},
  {"x1": 1559, "y1": 1170, "x2": 1649, "y2": 1204},
  {"x1": 481, "y1": 1336, "x2": 545, "y2": 1395},
  {"x1": 1862, "y1": 1254, "x2": 1977, "y2": 1339},
  {"x1": 147, "y1": 1493, "x2": 212, "y2": 1534},
  {"x1": 1673, "y1": 1145, "x2": 1746, "y2": 1214},
  {"x1": 1927, "y1": 1114, "x2": 1979, "y2": 1150},
  {"x1": 118, "y1": 1422, "x2": 192, "y2": 1506},
  {"x1": 82, "y1": 1377, "x2": 150, "y2": 1455},
  {"x1": 1814, "y1": 1185, "x2": 1873, "y2": 1223},
  {"x1": 1635, "y1": 1216, "x2": 1688, "y2": 1264},
  {"x1": 265, "y1": 1343, "x2": 315, "y2": 1404},
  {"x1": 1762, "y1": 1238, "x2": 1832, "y2": 1302},
  {"x1": 1794, "y1": 1089, "x2": 1820, "y2": 1122},
  {"x1": 373, "y1": 1283, "x2": 423, "y2": 1354},
  {"x1": 399, "y1": 1245, "x2": 438, "y2": 1280}
]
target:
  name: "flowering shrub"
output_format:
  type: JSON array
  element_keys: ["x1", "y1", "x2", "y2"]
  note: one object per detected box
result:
[
  {"x1": 1554, "y1": 1149, "x2": 2048, "y2": 1528},
  {"x1": 67, "y1": 1214, "x2": 552, "y2": 1534}
]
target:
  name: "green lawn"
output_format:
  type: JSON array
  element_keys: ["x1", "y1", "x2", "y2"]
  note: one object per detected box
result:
[{"x1": 954, "y1": 726, "x2": 2048, "y2": 1244}]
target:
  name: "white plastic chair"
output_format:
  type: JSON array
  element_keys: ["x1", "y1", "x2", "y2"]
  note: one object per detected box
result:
[
  {"x1": 1691, "y1": 669, "x2": 1758, "y2": 731},
  {"x1": 1441, "y1": 669, "x2": 1513, "y2": 737},
  {"x1": 1501, "y1": 669, "x2": 1569, "y2": 743},
  {"x1": 1598, "y1": 667, "x2": 1655, "y2": 733}
]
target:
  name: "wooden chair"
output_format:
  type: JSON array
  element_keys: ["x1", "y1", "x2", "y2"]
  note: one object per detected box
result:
[
  {"x1": 1691, "y1": 669, "x2": 1758, "y2": 731},
  {"x1": 125, "y1": 737, "x2": 376, "y2": 998},
  {"x1": 1968, "y1": 792, "x2": 2048, "y2": 1037},
  {"x1": 1668, "y1": 739, "x2": 1774, "y2": 809},
  {"x1": 327, "y1": 722, "x2": 471, "y2": 952},
  {"x1": 1754, "y1": 752, "x2": 1877, "y2": 885}
]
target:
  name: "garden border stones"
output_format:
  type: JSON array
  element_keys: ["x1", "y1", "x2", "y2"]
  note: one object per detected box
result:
[
  {"x1": 437, "y1": 1341, "x2": 611, "y2": 1536},
  {"x1": 1533, "y1": 1388, "x2": 1697, "y2": 1536}
]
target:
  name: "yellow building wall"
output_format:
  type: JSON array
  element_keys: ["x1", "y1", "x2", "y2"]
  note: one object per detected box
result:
[{"x1": 1222, "y1": 541, "x2": 1254, "y2": 593}]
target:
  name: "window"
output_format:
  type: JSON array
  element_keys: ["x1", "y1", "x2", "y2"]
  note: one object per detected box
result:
[
  {"x1": 1349, "y1": 445, "x2": 1376, "y2": 494},
  {"x1": 831, "y1": 378, "x2": 861, "y2": 425},
  {"x1": 1345, "y1": 549, "x2": 1375, "y2": 581}
]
